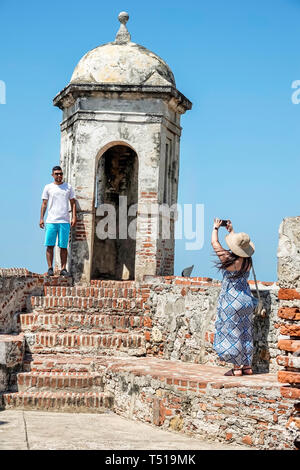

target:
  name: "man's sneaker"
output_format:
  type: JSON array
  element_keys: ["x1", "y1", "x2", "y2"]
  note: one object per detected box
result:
[
  {"x1": 60, "y1": 269, "x2": 70, "y2": 277},
  {"x1": 47, "y1": 267, "x2": 54, "y2": 276}
]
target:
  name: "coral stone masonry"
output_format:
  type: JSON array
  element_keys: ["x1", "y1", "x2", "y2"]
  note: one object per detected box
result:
[
  {"x1": 53, "y1": 12, "x2": 192, "y2": 284},
  {"x1": 0, "y1": 261, "x2": 299, "y2": 449},
  {"x1": 277, "y1": 217, "x2": 300, "y2": 436},
  {"x1": 1, "y1": 12, "x2": 299, "y2": 451}
]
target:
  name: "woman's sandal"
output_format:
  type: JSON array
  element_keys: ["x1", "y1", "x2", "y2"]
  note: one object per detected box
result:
[
  {"x1": 242, "y1": 366, "x2": 253, "y2": 375},
  {"x1": 224, "y1": 368, "x2": 242, "y2": 376}
]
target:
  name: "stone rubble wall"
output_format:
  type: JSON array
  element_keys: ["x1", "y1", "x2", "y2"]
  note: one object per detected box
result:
[
  {"x1": 0, "y1": 269, "x2": 72, "y2": 392},
  {"x1": 0, "y1": 269, "x2": 47, "y2": 334},
  {"x1": 0, "y1": 334, "x2": 25, "y2": 392},
  {"x1": 277, "y1": 217, "x2": 300, "y2": 436},
  {"x1": 0, "y1": 263, "x2": 298, "y2": 448},
  {"x1": 143, "y1": 276, "x2": 280, "y2": 373},
  {"x1": 0, "y1": 269, "x2": 46, "y2": 392},
  {"x1": 104, "y1": 363, "x2": 295, "y2": 450},
  {"x1": 0, "y1": 269, "x2": 282, "y2": 378}
]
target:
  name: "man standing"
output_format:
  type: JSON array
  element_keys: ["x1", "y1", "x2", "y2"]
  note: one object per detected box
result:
[{"x1": 40, "y1": 166, "x2": 77, "y2": 276}]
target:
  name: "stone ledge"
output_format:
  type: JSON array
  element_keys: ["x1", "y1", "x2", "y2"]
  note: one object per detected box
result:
[
  {"x1": 2, "y1": 354, "x2": 298, "y2": 448},
  {"x1": 93, "y1": 356, "x2": 296, "y2": 450},
  {"x1": 1, "y1": 391, "x2": 113, "y2": 412},
  {"x1": 53, "y1": 83, "x2": 192, "y2": 112},
  {"x1": 0, "y1": 268, "x2": 40, "y2": 278}
]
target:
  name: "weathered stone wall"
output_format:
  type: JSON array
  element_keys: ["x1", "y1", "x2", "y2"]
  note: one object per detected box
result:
[
  {"x1": 0, "y1": 334, "x2": 25, "y2": 392},
  {"x1": 55, "y1": 86, "x2": 191, "y2": 283},
  {"x1": 277, "y1": 217, "x2": 300, "y2": 437},
  {"x1": 0, "y1": 269, "x2": 45, "y2": 334},
  {"x1": 0, "y1": 270, "x2": 72, "y2": 392},
  {"x1": 0, "y1": 268, "x2": 282, "y2": 374},
  {"x1": 0, "y1": 268, "x2": 37, "y2": 391},
  {"x1": 142, "y1": 276, "x2": 280, "y2": 373},
  {"x1": 0, "y1": 263, "x2": 296, "y2": 448},
  {"x1": 103, "y1": 357, "x2": 295, "y2": 450}
]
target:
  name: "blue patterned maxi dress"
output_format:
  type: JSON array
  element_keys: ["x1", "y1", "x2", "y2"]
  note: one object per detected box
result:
[{"x1": 213, "y1": 270, "x2": 257, "y2": 366}]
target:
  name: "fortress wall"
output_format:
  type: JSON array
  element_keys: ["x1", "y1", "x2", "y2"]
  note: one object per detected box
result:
[
  {"x1": 0, "y1": 269, "x2": 45, "y2": 335},
  {"x1": 0, "y1": 270, "x2": 72, "y2": 392},
  {"x1": 277, "y1": 217, "x2": 300, "y2": 435},
  {"x1": 142, "y1": 276, "x2": 280, "y2": 373}
]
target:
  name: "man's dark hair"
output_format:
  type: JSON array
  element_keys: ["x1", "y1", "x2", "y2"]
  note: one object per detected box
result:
[{"x1": 52, "y1": 166, "x2": 62, "y2": 173}]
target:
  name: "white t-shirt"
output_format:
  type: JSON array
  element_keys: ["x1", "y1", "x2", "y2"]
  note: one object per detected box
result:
[{"x1": 42, "y1": 182, "x2": 75, "y2": 224}]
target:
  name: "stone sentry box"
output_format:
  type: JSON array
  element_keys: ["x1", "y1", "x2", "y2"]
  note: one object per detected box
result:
[{"x1": 53, "y1": 12, "x2": 192, "y2": 283}]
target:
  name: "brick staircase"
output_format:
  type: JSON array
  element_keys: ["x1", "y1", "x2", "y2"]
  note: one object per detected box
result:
[
  {"x1": 1, "y1": 279, "x2": 147, "y2": 413},
  {"x1": 0, "y1": 276, "x2": 298, "y2": 448}
]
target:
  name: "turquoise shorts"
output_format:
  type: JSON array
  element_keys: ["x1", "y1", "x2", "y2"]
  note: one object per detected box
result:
[{"x1": 44, "y1": 223, "x2": 70, "y2": 249}]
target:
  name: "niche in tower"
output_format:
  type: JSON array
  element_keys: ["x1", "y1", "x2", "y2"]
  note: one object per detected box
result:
[{"x1": 91, "y1": 144, "x2": 138, "y2": 280}]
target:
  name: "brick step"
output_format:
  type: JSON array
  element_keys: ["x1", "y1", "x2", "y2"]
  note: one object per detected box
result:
[
  {"x1": 30, "y1": 296, "x2": 144, "y2": 312},
  {"x1": 43, "y1": 285, "x2": 143, "y2": 298},
  {"x1": 24, "y1": 332, "x2": 146, "y2": 355},
  {"x1": 17, "y1": 371, "x2": 104, "y2": 392},
  {"x1": 0, "y1": 391, "x2": 113, "y2": 412},
  {"x1": 90, "y1": 280, "x2": 138, "y2": 288},
  {"x1": 43, "y1": 277, "x2": 74, "y2": 287},
  {"x1": 20, "y1": 313, "x2": 145, "y2": 332},
  {"x1": 23, "y1": 354, "x2": 96, "y2": 373}
]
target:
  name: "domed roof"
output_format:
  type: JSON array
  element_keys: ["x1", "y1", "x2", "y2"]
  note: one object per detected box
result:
[{"x1": 70, "y1": 12, "x2": 176, "y2": 87}]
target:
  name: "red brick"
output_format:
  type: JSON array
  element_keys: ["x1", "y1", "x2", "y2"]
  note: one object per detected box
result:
[
  {"x1": 278, "y1": 339, "x2": 300, "y2": 353},
  {"x1": 144, "y1": 317, "x2": 152, "y2": 328},
  {"x1": 278, "y1": 288, "x2": 300, "y2": 300},
  {"x1": 18, "y1": 375, "x2": 24, "y2": 385},
  {"x1": 198, "y1": 382, "x2": 208, "y2": 389},
  {"x1": 144, "y1": 331, "x2": 151, "y2": 341},
  {"x1": 278, "y1": 371, "x2": 300, "y2": 384},
  {"x1": 278, "y1": 307, "x2": 300, "y2": 321},
  {"x1": 280, "y1": 324, "x2": 300, "y2": 336},
  {"x1": 242, "y1": 435, "x2": 253, "y2": 446},
  {"x1": 280, "y1": 386, "x2": 300, "y2": 399}
]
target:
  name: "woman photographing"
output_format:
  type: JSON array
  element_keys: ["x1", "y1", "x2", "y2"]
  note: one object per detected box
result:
[{"x1": 211, "y1": 218, "x2": 257, "y2": 376}]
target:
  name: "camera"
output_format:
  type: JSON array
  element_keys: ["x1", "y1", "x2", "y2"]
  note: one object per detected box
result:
[{"x1": 220, "y1": 220, "x2": 229, "y2": 227}]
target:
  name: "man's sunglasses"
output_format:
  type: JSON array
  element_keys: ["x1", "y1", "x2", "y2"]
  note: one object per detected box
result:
[{"x1": 54, "y1": 172, "x2": 63, "y2": 176}]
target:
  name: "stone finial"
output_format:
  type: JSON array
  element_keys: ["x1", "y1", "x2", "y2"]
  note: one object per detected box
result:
[{"x1": 115, "y1": 11, "x2": 131, "y2": 44}]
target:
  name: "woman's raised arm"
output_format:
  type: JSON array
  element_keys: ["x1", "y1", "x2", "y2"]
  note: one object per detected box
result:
[{"x1": 211, "y1": 218, "x2": 230, "y2": 262}]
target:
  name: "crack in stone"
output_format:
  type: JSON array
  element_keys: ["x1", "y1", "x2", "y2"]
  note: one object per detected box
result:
[{"x1": 22, "y1": 411, "x2": 30, "y2": 450}]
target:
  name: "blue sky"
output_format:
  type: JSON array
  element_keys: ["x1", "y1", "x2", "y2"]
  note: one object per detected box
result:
[{"x1": 0, "y1": 0, "x2": 299, "y2": 281}]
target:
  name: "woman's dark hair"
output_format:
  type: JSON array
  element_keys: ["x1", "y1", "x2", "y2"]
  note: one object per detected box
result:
[{"x1": 214, "y1": 250, "x2": 252, "y2": 279}]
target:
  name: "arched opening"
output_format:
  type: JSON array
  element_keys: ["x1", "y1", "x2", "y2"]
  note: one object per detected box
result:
[{"x1": 91, "y1": 144, "x2": 138, "y2": 280}]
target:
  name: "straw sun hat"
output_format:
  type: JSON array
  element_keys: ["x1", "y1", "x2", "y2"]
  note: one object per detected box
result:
[{"x1": 225, "y1": 231, "x2": 255, "y2": 258}]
